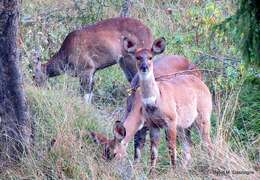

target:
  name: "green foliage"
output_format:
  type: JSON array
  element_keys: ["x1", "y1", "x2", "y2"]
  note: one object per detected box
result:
[
  {"x1": 235, "y1": 75, "x2": 260, "y2": 150},
  {"x1": 214, "y1": 0, "x2": 260, "y2": 67},
  {"x1": 94, "y1": 66, "x2": 128, "y2": 107},
  {"x1": 4, "y1": 0, "x2": 257, "y2": 179}
]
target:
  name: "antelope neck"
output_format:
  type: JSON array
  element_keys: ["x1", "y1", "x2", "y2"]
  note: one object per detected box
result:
[{"x1": 139, "y1": 71, "x2": 159, "y2": 105}]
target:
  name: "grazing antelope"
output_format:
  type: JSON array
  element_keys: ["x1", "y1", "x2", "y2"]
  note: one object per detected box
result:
[
  {"x1": 89, "y1": 54, "x2": 202, "y2": 161},
  {"x1": 90, "y1": 46, "x2": 203, "y2": 162},
  {"x1": 90, "y1": 37, "x2": 213, "y2": 173},
  {"x1": 33, "y1": 17, "x2": 153, "y2": 103},
  {"x1": 89, "y1": 54, "x2": 203, "y2": 162}
]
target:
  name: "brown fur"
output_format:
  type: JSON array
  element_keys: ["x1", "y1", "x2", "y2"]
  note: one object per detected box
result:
[
  {"x1": 90, "y1": 38, "x2": 213, "y2": 174},
  {"x1": 116, "y1": 38, "x2": 212, "y2": 172},
  {"x1": 90, "y1": 55, "x2": 204, "y2": 162},
  {"x1": 127, "y1": 55, "x2": 203, "y2": 162},
  {"x1": 33, "y1": 17, "x2": 153, "y2": 102},
  {"x1": 130, "y1": 55, "x2": 202, "y2": 100}
]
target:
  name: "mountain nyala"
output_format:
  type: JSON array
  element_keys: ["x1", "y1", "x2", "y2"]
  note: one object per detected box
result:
[
  {"x1": 33, "y1": 17, "x2": 153, "y2": 103},
  {"x1": 90, "y1": 37, "x2": 213, "y2": 174}
]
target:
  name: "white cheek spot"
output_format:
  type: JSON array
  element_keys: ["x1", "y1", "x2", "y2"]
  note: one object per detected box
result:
[
  {"x1": 84, "y1": 93, "x2": 93, "y2": 104},
  {"x1": 142, "y1": 96, "x2": 156, "y2": 105},
  {"x1": 139, "y1": 71, "x2": 152, "y2": 81}
]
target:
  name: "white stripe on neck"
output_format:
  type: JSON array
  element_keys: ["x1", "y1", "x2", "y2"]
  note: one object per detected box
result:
[
  {"x1": 142, "y1": 96, "x2": 156, "y2": 105},
  {"x1": 138, "y1": 121, "x2": 144, "y2": 130},
  {"x1": 139, "y1": 71, "x2": 153, "y2": 81}
]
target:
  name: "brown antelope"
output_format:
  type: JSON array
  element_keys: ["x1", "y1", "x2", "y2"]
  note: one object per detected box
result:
[
  {"x1": 90, "y1": 50, "x2": 203, "y2": 162},
  {"x1": 128, "y1": 55, "x2": 203, "y2": 162},
  {"x1": 33, "y1": 17, "x2": 153, "y2": 103},
  {"x1": 89, "y1": 55, "x2": 202, "y2": 161},
  {"x1": 90, "y1": 37, "x2": 213, "y2": 173}
]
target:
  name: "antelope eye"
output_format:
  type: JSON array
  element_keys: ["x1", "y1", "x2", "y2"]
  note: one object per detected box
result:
[{"x1": 149, "y1": 57, "x2": 153, "y2": 60}]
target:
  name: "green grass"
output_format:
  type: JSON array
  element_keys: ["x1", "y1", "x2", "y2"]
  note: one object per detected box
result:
[
  {"x1": 2, "y1": 0, "x2": 258, "y2": 179},
  {"x1": 3, "y1": 83, "x2": 253, "y2": 179}
]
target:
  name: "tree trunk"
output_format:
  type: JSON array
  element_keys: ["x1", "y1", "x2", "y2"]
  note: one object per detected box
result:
[
  {"x1": 120, "y1": 0, "x2": 132, "y2": 17},
  {"x1": 0, "y1": 0, "x2": 31, "y2": 167}
]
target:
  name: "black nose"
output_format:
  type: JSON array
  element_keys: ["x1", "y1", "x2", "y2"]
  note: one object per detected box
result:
[{"x1": 140, "y1": 63, "x2": 148, "y2": 72}]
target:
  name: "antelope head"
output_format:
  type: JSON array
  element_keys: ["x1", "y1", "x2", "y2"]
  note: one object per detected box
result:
[
  {"x1": 89, "y1": 121, "x2": 127, "y2": 160},
  {"x1": 124, "y1": 37, "x2": 166, "y2": 107},
  {"x1": 123, "y1": 37, "x2": 166, "y2": 80}
]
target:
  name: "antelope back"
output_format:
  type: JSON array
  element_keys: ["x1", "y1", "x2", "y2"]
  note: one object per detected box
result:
[
  {"x1": 33, "y1": 17, "x2": 153, "y2": 85},
  {"x1": 153, "y1": 55, "x2": 203, "y2": 80},
  {"x1": 61, "y1": 17, "x2": 153, "y2": 78}
]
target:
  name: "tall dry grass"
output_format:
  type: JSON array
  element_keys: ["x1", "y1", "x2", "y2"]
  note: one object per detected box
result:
[{"x1": 1, "y1": 77, "x2": 258, "y2": 179}]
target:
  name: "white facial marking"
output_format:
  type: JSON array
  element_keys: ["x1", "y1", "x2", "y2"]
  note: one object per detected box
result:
[
  {"x1": 84, "y1": 93, "x2": 93, "y2": 104},
  {"x1": 139, "y1": 71, "x2": 152, "y2": 81},
  {"x1": 142, "y1": 96, "x2": 156, "y2": 105}
]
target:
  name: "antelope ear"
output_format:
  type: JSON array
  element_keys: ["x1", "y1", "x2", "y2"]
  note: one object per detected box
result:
[
  {"x1": 151, "y1": 37, "x2": 166, "y2": 55},
  {"x1": 113, "y1": 121, "x2": 126, "y2": 142},
  {"x1": 123, "y1": 37, "x2": 137, "y2": 54},
  {"x1": 88, "y1": 131, "x2": 109, "y2": 145}
]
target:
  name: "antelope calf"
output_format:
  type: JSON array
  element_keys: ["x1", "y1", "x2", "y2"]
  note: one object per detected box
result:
[
  {"x1": 127, "y1": 55, "x2": 203, "y2": 162},
  {"x1": 90, "y1": 55, "x2": 202, "y2": 161},
  {"x1": 91, "y1": 38, "x2": 213, "y2": 173},
  {"x1": 33, "y1": 17, "x2": 152, "y2": 103}
]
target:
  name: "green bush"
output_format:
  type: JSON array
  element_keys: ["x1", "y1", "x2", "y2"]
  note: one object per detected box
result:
[{"x1": 4, "y1": 0, "x2": 257, "y2": 179}]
